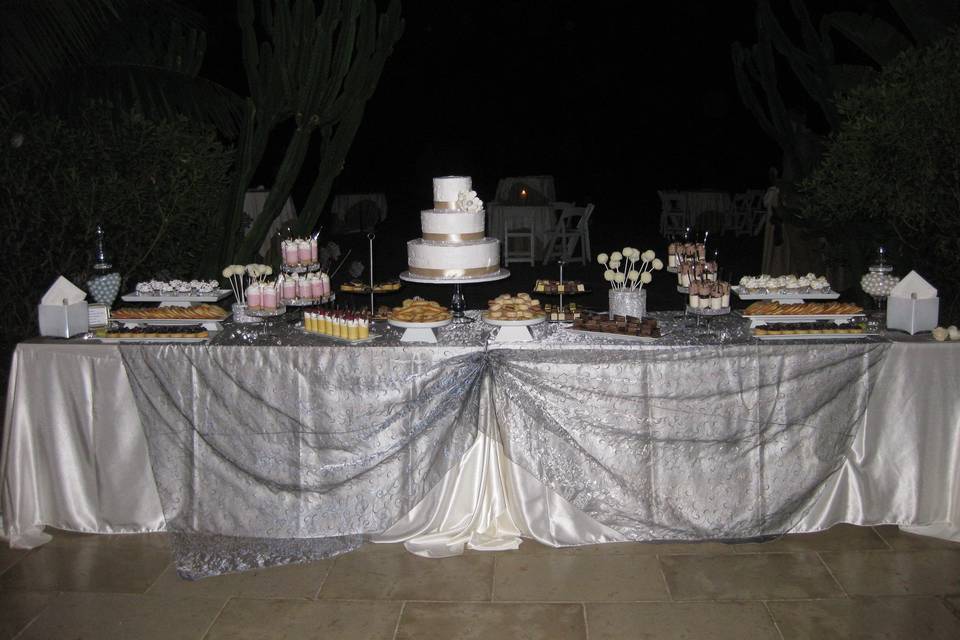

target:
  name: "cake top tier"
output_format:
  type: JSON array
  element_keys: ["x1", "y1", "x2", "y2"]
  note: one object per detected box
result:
[{"x1": 433, "y1": 176, "x2": 472, "y2": 208}]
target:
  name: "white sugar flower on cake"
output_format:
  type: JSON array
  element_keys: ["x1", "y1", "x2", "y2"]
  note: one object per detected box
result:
[{"x1": 455, "y1": 190, "x2": 483, "y2": 213}]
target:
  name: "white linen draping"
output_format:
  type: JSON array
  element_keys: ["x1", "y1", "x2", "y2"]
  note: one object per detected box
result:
[
  {"x1": 3, "y1": 339, "x2": 958, "y2": 552},
  {"x1": 0, "y1": 343, "x2": 164, "y2": 548},
  {"x1": 793, "y1": 339, "x2": 960, "y2": 538},
  {"x1": 485, "y1": 204, "x2": 556, "y2": 259}
]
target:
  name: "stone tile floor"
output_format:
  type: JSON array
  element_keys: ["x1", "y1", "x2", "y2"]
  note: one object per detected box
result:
[{"x1": 1, "y1": 525, "x2": 959, "y2": 639}]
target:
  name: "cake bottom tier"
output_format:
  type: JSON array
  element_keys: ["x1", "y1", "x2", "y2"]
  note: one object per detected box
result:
[{"x1": 407, "y1": 238, "x2": 501, "y2": 278}]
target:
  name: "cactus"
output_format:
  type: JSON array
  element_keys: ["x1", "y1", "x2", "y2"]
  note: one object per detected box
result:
[{"x1": 211, "y1": 0, "x2": 403, "y2": 268}]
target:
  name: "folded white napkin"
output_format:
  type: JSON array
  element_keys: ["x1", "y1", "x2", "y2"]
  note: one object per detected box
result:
[
  {"x1": 890, "y1": 270, "x2": 937, "y2": 299},
  {"x1": 40, "y1": 276, "x2": 87, "y2": 305}
]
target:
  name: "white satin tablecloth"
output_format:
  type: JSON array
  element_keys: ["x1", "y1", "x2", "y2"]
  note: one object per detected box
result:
[{"x1": 3, "y1": 335, "x2": 958, "y2": 563}]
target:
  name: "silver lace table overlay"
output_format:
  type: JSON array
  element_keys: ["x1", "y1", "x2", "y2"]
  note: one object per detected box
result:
[
  {"x1": 119, "y1": 327, "x2": 487, "y2": 578},
  {"x1": 487, "y1": 333, "x2": 889, "y2": 540},
  {"x1": 118, "y1": 310, "x2": 890, "y2": 576}
]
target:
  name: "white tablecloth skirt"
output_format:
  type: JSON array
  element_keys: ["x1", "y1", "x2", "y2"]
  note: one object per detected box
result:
[{"x1": 3, "y1": 340, "x2": 958, "y2": 554}]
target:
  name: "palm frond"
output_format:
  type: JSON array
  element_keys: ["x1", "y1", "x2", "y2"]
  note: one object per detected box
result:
[
  {"x1": 48, "y1": 63, "x2": 244, "y2": 137},
  {"x1": 0, "y1": 0, "x2": 120, "y2": 90}
]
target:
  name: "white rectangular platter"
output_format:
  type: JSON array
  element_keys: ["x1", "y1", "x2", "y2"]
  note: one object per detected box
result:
[
  {"x1": 96, "y1": 336, "x2": 209, "y2": 344},
  {"x1": 298, "y1": 329, "x2": 381, "y2": 344},
  {"x1": 742, "y1": 313, "x2": 865, "y2": 326},
  {"x1": 732, "y1": 287, "x2": 839, "y2": 300},
  {"x1": 120, "y1": 289, "x2": 232, "y2": 303},
  {"x1": 116, "y1": 318, "x2": 226, "y2": 327},
  {"x1": 754, "y1": 332, "x2": 876, "y2": 341}
]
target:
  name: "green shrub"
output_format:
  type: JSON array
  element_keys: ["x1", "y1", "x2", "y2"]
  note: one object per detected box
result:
[
  {"x1": 800, "y1": 31, "x2": 960, "y2": 321},
  {"x1": 0, "y1": 106, "x2": 234, "y2": 350}
]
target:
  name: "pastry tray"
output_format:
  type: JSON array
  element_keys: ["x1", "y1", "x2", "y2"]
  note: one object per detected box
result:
[
  {"x1": 96, "y1": 335, "x2": 209, "y2": 344},
  {"x1": 531, "y1": 288, "x2": 591, "y2": 296},
  {"x1": 741, "y1": 312, "x2": 865, "y2": 326},
  {"x1": 121, "y1": 289, "x2": 232, "y2": 303},
  {"x1": 340, "y1": 285, "x2": 402, "y2": 294},
  {"x1": 115, "y1": 317, "x2": 226, "y2": 326},
  {"x1": 298, "y1": 328, "x2": 381, "y2": 344}
]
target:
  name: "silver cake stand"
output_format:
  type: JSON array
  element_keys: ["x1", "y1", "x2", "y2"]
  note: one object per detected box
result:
[{"x1": 399, "y1": 268, "x2": 511, "y2": 323}]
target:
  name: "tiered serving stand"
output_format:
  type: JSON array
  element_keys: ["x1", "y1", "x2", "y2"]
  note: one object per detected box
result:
[
  {"x1": 532, "y1": 260, "x2": 590, "y2": 322},
  {"x1": 736, "y1": 287, "x2": 869, "y2": 340},
  {"x1": 336, "y1": 234, "x2": 402, "y2": 317},
  {"x1": 118, "y1": 289, "x2": 232, "y2": 332}
]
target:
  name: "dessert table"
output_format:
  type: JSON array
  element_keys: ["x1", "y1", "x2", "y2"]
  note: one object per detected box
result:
[{"x1": 3, "y1": 314, "x2": 958, "y2": 579}]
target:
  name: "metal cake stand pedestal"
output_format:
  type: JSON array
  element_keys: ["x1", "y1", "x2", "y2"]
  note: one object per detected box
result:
[{"x1": 399, "y1": 268, "x2": 511, "y2": 324}]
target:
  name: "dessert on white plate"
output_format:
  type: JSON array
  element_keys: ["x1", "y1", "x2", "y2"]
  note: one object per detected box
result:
[{"x1": 738, "y1": 273, "x2": 832, "y2": 293}]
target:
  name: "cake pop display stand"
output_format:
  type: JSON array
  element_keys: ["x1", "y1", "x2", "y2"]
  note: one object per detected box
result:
[
  {"x1": 387, "y1": 318, "x2": 453, "y2": 343},
  {"x1": 399, "y1": 268, "x2": 511, "y2": 325},
  {"x1": 481, "y1": 315, "x2": 545, "y2": 342}
]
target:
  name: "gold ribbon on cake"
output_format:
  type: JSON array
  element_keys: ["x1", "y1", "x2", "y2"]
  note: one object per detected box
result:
[
  {"x1": 408, "y1": 265, "x2": 500, "y2": 278},
  {"x1": 434, "y1": 201, "x2": 456, "y2": 210},
  {"x1": 421, "y1": 232, "x2": 484, "y2": 242}
]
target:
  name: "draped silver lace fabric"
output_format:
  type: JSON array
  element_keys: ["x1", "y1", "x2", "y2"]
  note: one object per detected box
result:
[{"x1": 119, "y1": 312, "x2": 889, "y2": 578}]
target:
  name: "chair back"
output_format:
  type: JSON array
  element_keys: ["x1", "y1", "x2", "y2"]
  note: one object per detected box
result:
[
  {"x1": 575, "y1": 203, "x2": 595, "y2": 230},
  {"x1": 658, "y1": 190, "x2": 687, "y2": 214},
  {"x1": 730, "y1": 192, "x2": 751, "y2": 212}
]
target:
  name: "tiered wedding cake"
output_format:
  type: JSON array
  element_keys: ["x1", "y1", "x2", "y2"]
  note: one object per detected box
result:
[{"x1": 406, "y1": 176, "x2": 501, "y2": 278}]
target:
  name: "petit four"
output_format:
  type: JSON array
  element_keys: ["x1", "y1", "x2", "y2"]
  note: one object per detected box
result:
[
  {"x1": 534, "y1": 279, "x2": 587, "y2": 294},
  {"x1": 485, "y1": 293, "x2": 544, "y2": 320},
  {"x1": 544, "y1": 302, "x2": 583, "y2": 321},
  {"x1": 573, "y1": 312, "x2": 660, "y2": 338}
]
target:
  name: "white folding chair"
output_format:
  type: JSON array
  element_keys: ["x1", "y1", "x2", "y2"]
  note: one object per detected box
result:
[
  {"x1": 658, "y1": 191, "x2": 688, "y2": 238},
  {"x1": 541, "y1": 203, "x2": 594, "y2": 265},
  {"x1": 726, "y1": 192, "x2": 752, "y2": 236},
  {"x1": 504, "y1": 210, "x2": 536, "y2": 265}
]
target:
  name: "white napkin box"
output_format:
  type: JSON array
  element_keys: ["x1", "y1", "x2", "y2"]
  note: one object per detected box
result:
[
  {"x1": 38, "y1": 301, "x2": 89, "y2": 338},
  {"x1": 886, "y1": 296, "x2": 939, "y2": 335}
]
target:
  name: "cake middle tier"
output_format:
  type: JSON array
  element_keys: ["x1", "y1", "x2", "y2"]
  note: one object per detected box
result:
[
  {"x1": 420, "y1": 209, "x2": 485, "y2": 241},
  {"x1": 407, "y1": 237, "x2": 501, "y2": 278}
]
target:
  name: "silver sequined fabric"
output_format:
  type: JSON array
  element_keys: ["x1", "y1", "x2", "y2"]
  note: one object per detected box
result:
[{"x1": 119, "y1": 311, "x2": 889, "y2": 577}]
